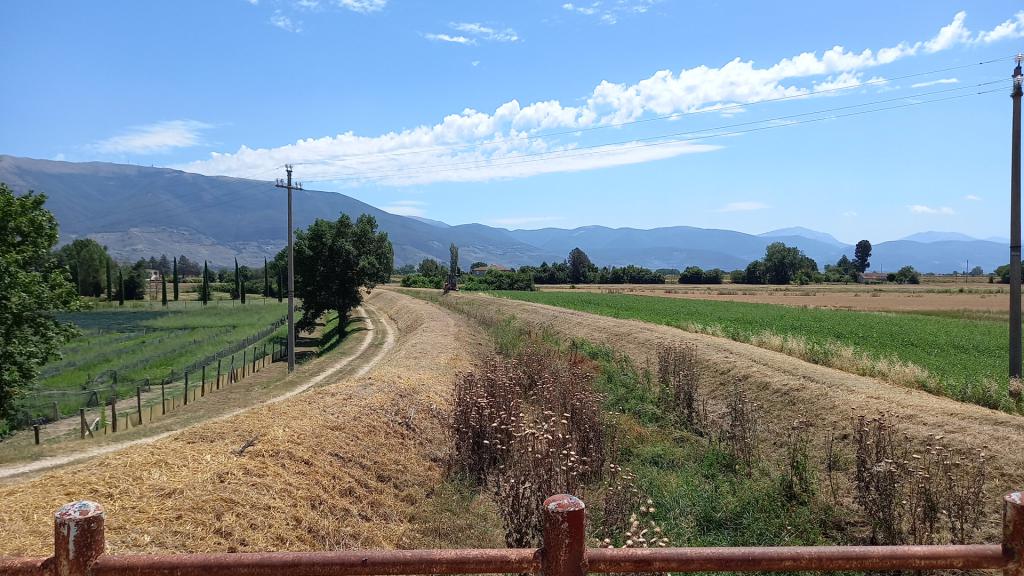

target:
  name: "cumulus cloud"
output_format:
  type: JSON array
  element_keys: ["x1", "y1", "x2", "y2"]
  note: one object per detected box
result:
[
  {"x1": 717, "y1": 201, "x2": 769, "y2": 212},
  {"x1": 424, "y1": 33, "x2": 475, "y2": 45},
  {"x1": 178, "y1": 10, "x2": 1022, "y2": 187},
  {"x1": 96, "y1": 120, "x2": 212, "y2": 155},
  {"x1": 908, "y1": 204, "x2": 955, "y2": 215},
  {"x1": 337, "y1": 0, "x2": 385, "y2": 13},
  {"x1": 964, "y1": 194, "x2": 981, "y2": 201},
  {"x1": 562, "y1": 0, "x2": 659, "y2": 24},
  {"x1": 270, "y1": 11, "x2": 302, "y2": 32},
  {"x1": 426, "y1": 22, "x2": 519, "y2": 45}
]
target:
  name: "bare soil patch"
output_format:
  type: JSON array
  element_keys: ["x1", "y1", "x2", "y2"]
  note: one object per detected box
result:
[{"x1": 0, "y1": 291, "x2": 495, "y2": 556}]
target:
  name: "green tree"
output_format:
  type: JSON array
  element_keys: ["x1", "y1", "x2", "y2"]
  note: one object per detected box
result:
[
  {"x1": 567, "y1": 247, "x2": 596, "y2": 284},
  {"x1": 200, "y1": 261, "x2": 211, "y2": 304},
  {"x1": 264, "y1": 257, "x2": 270, "y2": 298},
  {"x1": 417, "y1": 258, "x2": 445, "y2": 278},
  {"x1": 743, "y1": 260, "x2": 766, "y2": 284},
  {"x1": 105, "y1": 258, "x2": 113, "y2": 301},
  {"x1": 287, "y1": 213, "x2": 393, "y2": 332},
  {"x1": 0, "y1": 184, "x2": 79, "y2": 426},
  {"x1": 678, "y1": 266, "x2": 705, "y2": 284},
  {"x1": 969, "y1": 265, "x2": 984, "y2": 276},
  {"x1": 172, "y1": 256, "x2": 179, "y2": 301},
  {"x1": 55, "y1": 238, "x2": 112, "y2": 297},
  {"x1": 233, "y1": 257, "x2": 240, "y2": 300},
  {"x1": 895, "y1": 265, "x2": 921, "y2": 284},
  {"x1": 448, "y1": 243, "x2": 459, "y2": 289},
  {"x1": 240, "y1": 277, "x2": 246, "y2": 304},
  {"x1": 853, "y1": 240, "x2": 872, "y2": 273},
  {"x1": 763, "y1": 242, "x2": 817, "y2": 285},
  {"x1": 469, "y1": 261, "x2": 487, "y2": 270},
  {"x1": 118, "y1": 269, "x2": 125, "y2": 306},
  {"x1": 161, "y1": 273, "x2": 168, "y2": 306}
]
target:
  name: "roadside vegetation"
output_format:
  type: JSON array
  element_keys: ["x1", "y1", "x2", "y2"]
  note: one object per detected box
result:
[{"x1": 495, "y1": 291, "x2": 1022, "y2": 412}]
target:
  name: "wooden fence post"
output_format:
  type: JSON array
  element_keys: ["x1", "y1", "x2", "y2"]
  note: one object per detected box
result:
[
  {"x1": 33, "y1": 425, "x2": 40, "y2": 445},
  {"x1": 161, "y1": 381, "x2": 166, "y2": 415},
  {"x1": 1007, "y1": 492, "x2": 1023, "y2": 576},
  {"x1": 201, "y1": 365, "x2": 206, "y2": 397},
  {"x1": 110, "y1": 398, "x2": 117, "y2": 433},
  {"x1": 243, "y1": 350, "x2": 247, "y2": 378},
  {"x1": 52, "y1": 401, "x2": 59, "y2": 421},
  {"x1": 230, "y1": 355, "x2": 235, "y2": 383},
  {"x1": 542, "y1": 494, "x2": 586, "y2": 576},
  {"x1": 136, "y1": 387, "x2": 142, "y2": 426},
  {"x1": 217, "y1": 358, "x2": 222, "y2": 390},
  {"x1": 54, "y1": 501, "x2": 105, "y2": 576},
  {"x1": 80, "y1": 408, "x2": 86, "y2": 439},
  {"x1": 183, "y1": 370, "x2": 189, "y2": 406},
  {"x1": 252, "y1": 346, "x2": 257, "y2": 374}
]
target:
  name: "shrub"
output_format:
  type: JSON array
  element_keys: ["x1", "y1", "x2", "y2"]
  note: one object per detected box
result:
[
  {"x1": 678, "y1": 266, "x2": 705, "y2": 284},
  {"x1": 702, "y1": 268, "x2": 724, "y2": 284},
  {"x1": 400, "y1": 274, "x2": 443, "y2": 289}
]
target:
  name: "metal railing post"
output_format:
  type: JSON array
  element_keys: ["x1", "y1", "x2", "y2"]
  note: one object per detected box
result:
[
  {"x1": 1007, "y1": 492, "x2": 1023, "y2": 576},
  {"x1": 54, "y1": 501, "x2": 105, "y2": 576},
  {"x1": 542, "y1": 494, "x2": 587, "y2": 576}
]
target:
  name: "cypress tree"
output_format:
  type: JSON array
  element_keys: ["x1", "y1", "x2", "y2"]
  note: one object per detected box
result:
[
  {"x1": 118, "y1": 269, "x2": 124, "y2": 306},
  {"x1": 172, "y1": 257, "x2": 179, "y2": 301},
  {"x1": 240, "y1": 278, "x2": 246, "y2": 304},
  {"x1": 105, "y1": 259, "x2": 112, "y2": 301},
  {"x1": 234, "y1": 258, "x2": 240, "y2": 300},
  {"x1": 161, "y1": 273, "x2": 168, "y2": 306},
  {"x1": 202, "y1": 261, "x2": 210, "y2": 305},
  {"x1": 264, "y1": 257, "x2": 269, "y2": 298}
]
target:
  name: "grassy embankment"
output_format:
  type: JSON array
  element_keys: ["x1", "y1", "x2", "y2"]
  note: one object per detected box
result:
[{"x1": 495, "y1": 291, "x2": 1020, "y2": 412}]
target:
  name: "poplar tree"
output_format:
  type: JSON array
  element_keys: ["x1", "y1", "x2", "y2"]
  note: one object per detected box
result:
[
  {"x1": 105, "y1": 259, "x2": 113, "y2": 301},
  {"x1": 201, "y1": 261, "x2": 210, "y2": 305},
  {"x1": 172, "y1": 257, "x2": 179, "y2": 301},
  {"x1": 234, "y1": 258, "x2": 240, "y2": 300}
]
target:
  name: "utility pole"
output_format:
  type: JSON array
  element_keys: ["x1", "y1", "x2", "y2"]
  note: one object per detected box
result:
[
  {"x1": 276, "y1": 166, "x2": 302, "y2": 373},
  {"x1": 1011, "y1": 53, "x2": 1023, "y2": 379}
]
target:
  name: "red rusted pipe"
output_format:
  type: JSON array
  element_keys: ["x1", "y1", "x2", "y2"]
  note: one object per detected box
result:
[
  {"x1": 0, "y1": 557, "x2": 50, "y2": 576},
  {"x1": 1007, "y1": 491, "x2": 1023, "y2": 576},
  {"x1": 542, "y1": 494, "x2": 586, "y2": 576},
  {"x1": 53, "y1": 501, "x2": 105, "y2": 576},
  {"x1": 587, "y1": 544, "x2": 1009, "y2": 573},
  {"x1": 91, "y1": 549, "x2": 541, "y2": 576}
]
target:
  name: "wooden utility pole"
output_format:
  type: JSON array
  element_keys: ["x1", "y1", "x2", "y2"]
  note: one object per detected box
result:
[
  {"x1": 1012, "y1": 54, "x2": 1023, "y2": 379},
  {"x1": 276, "y1": 166, "x2": 301, "y2": 373}
]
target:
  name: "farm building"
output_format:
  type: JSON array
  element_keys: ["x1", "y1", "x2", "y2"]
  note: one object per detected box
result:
[{"x1": 470, "y1": 263, "x2": 511, "y2": 276}]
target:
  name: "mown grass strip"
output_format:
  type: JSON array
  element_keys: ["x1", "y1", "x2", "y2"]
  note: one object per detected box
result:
[{"x1": 495, "y1": 291, "x2": 1018, "y2": 412}]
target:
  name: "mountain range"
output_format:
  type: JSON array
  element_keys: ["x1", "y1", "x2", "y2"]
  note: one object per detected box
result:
[{"x1": 0, "y1": 155, "x2": 1010, "y2": 274}]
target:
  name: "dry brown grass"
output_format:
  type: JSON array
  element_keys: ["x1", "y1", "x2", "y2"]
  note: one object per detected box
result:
[{"x1": 0, "y1": 290, "x2": 497, "y2": 556}]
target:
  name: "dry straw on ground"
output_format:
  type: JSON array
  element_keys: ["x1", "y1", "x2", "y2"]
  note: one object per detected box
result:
[{"x1": 0, "y1": 291, "x2": 492, "y2": 556}]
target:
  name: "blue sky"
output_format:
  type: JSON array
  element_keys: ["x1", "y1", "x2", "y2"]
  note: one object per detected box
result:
[{"x1": 2, "y1": 1, "x2": 1024, "y2": 243}]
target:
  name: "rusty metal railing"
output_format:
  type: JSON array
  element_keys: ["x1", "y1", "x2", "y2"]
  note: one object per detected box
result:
[{"x1": 1, "y1": 492, "x2": 1021, "y2": 576}]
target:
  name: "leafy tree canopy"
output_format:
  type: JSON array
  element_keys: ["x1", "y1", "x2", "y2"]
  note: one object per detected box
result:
[
  {"x1": 289, "y1": 213, "x2": 393, "y2": 332},
  {"x1": 0, "y1": 183, "x2": 80, "y2": 425},
  {"x1": 54, "y1": 238, "x2": 113, "y2": 297},
  {"x1": 567, "y1": 247, "x2": 596, "y2": 284},
  {"x1": 853, "y1": 240, "x2": 872, "y2": 273}
]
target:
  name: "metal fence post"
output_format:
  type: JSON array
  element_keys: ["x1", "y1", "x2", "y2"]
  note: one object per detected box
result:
[
  {"x1": 54, "y1": 501, "x2": 105, "y2": 576},
  {"x1": 542, "y1": 494, "x2": 586, "y2": 576},
  {"x1": 1007, "y1": 491, "x2": 1023, "y2": 576}
]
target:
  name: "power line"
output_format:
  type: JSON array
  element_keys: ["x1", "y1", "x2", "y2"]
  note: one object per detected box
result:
[
  {"x1": 303, "y1": 80, "x2": 1005, "y2": 183},
  {"x1": 277, "y1": 56, "x2": 1010, "y2": 167}
]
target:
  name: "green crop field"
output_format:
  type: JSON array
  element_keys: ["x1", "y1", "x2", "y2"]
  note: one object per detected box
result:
[
  {"x1": 18, "y1": 301, "x2": 288, "y2": 423},
  {"x1": 495, "y1": 291, "x2": 1018, "y2": 412}
]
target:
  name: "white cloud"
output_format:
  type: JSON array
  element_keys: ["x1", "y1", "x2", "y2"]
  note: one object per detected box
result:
[
  {"x1": 908, "y1": 204, "x2": 955, "y2": 215},
  {"x1": 924, "y1": 10, "x2": 970, "y2": 53},
  {"x1": 972, "y1": 11, "x2": 1024, "y2": 44},
  {"x1": 381, "y1": 200, "x2": 426, "y2": 217},
  {"x1": 270, "y1": 11, "x2": 302, "y2": 32},
  {"x1": 424, "y1": 33, "x2": 475, "y2": 45},
  {"x1": 178, "y1": 10, "x2": 1023, "y2": 187},
  {"x1": 471, "y1": 60, "x2": 480, "y2": 67},
  {"x1": 842, "y1": 210, "x2": 858, "y2": 217},
  {"x1": 246, "y1": 0, "x2": 258, "y2": 5},
  {"x1": 562, "y1": 0, "x2": 659, "y2": 24},
  {"x1": 337, "y1": 0, "x2": 385, "y2": 13},
  {"x1": 96, "y1": 120, "x2": 212, "y2": 155},
  {"x1": 489, "y1": 215, "x2": 564, "y2": 228},
  {"x1": 717, "y1": 201, "x2": 769, "y2": 213},
  {"x1": 451, "y1": 22, "x2": 519, "y2": 43},
  {"x1": 911, "y1": 77, "x2": 958, "y2": 88},
  {"x1": 965, "y1": 194, "x2": 982, "y2": 201}
]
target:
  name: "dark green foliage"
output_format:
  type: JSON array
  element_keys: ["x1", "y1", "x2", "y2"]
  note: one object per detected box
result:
[
  {"x1": 655, "y1": 268, "x2": 681, "y2": 276},
  {"x1": 172, "y1": 257, "x2": 179, "y2": 300},
  {"x1": 567, "y1": 247, "x2": 596, "y2": 284},
  {"x1": 702, "y1": 268, "x2": 724, "y2": 284},
  {"x1": 394, "y1": 263, "x2": 416, "y2": 275},
  {"x1": 595, "y1": 264, "x2": 665, "y2": 284},
  {"x1": 460, "y1": 269, "x2": 535, "y2": 291},
  {"x1": 728, "y1": 269, "x2": 745, "y2": 283},
  {"x1": 448, "y1": 243, "x2": 459, "y2": 289},
  {"x1": 741, "y1": 260, "x2": 766, "y2": 284},
  {"x1": 853, "y1": 240, "x2": 872, "y2": 273},
  {"x1": 763, "y1": 242, "x2": 818, "y2": 284},
  {"x1": 240, "y1": 278, "x2": 246, "y2": 304},
  {"x1": 469, "y1": 261, "x2": 487, "y2": 270},
  {"x1": 200, "y1": 261, "x2": 212, "y2": 304},
  {"x1": 524, "y1": 261, "x2": 571, "y2": 284},
  {"x1": 995, "y1": 261, "x2": 1024, "y2": 283},
  {"x1": 233, "y1": 258, "x2": 240, "y2": 300},
  {"x1": 0, "y1": 183, "x2": 79, "y2": 426},
  {"x1": 679, "y1": 266, "x2": 705, "y2": 284},
  {"x1": 417, "y1": 258, "x2": 445, "y2": 278},
  {"x1": 824, "y1": 255, "x2": 858, "y2": 283},
  {"x1": 161, "y1": 274, "x2": 168, "y2": 306},
  {"x1": 106, "y1": 258, "x2": 113, "y2": 301},
  {"x1": 55, "y1": 238, "x2": 113, "y2": 297},
  {"x1": 264, "y1": 258, "x2": 270, "y2": 297},
  {"x1": 287, "y1": 213, "x2": 393, "y2": 332},
  {"x1": 118, "y1": 270, "x2": 125, "y2": 306},
  {"x1": 176, "y1": 255, "x2": 200, "y2": 277},
  {"x1": 894, "y1": 265, "x2": 920, "y2": 284},
  {"x1": 400, "y1": 273, "x2": 443, "y2": 289}
]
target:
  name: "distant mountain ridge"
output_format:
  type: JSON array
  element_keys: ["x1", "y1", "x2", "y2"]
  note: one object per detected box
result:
[{"x1": 0, "y1": 155, "x2": 1009, "y2": 273}]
